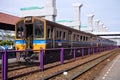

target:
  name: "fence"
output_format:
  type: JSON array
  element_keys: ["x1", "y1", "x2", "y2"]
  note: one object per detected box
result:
[{"x1": 0, "y1": 46, "x2": 118, "y2": 80}]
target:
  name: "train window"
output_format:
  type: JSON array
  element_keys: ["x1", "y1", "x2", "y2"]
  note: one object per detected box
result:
[
  {"x1": 59, "y1": 31, "x2": 62, "y2": 38},
  {"x1": 57, "y1": 30, "x2": 62, "y2": 40},
  {"x1": 80, "y1": 36, "x2": 83, "y2": 41},
  {"x1": 73, "y1": 34, "x2": 76, "y2": 41},
  {"x1": 86, "y1": 37, "x2": 88, "y2": 42},
  {"x1": 34, "y1": 19, "x2": 44, "y2": 38},
  {"x1": 16, "y1": 21, "x2": 25, "y2": 38},
  {"x1": 77, "y1": 35, "x2": 79, "y2": 41},
  {"x1": 56, "y1": 30, "x2": 61, "y2": 40},
  {"x1": 63, "y1": 32, "x2": 66, "y2": 40},
  {"x1": 56, "y1": 31, "x2": 59, "y2": 38},
  {"x1": 85, "y1": 37, "x2": 87, "y2": 41},
  {"x1": 47, "y1": 28, "x2": 51, "y2": 39},
  {"x1": 83, "y1": 36, "x2": 86, "y2": 41}
]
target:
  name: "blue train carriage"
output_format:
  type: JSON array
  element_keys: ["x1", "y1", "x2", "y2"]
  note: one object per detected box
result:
[
  {"x1": 14, "y1": 16, "x2": 69, "y2": 51},
  {"x1": 14, "y1": 16, "x2": 102, "y2": 52},
  {"x1": 45, "y1": 20, "x2": 98, "y2": 48},
  {"x1": 14, "y1": 16, "x2": 117, "y2": 62}
]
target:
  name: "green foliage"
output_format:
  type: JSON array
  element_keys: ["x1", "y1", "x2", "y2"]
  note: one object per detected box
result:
[
  {"x1": 5, "y1": 34, "x2": 15, "y2": 39},
  {"x1": 0, "y1": 40, "x2": 13, "y2": 46}
]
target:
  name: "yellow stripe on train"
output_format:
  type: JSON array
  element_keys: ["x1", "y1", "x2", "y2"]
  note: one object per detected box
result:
[
  {"x1": 15, "y1": 44, "x2": 26, "y2": 50},
  {"x1": 33, "y1": 44, "x2": 46, "y2": 51},
  {"x1": 15, "y1": 44, "x2": 46, "y2": 51}
]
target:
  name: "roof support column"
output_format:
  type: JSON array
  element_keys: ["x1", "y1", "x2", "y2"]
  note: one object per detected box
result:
[
  {"x1": 73, "y1": 3, "x2": 83, "y2": 30},
  {"x1": 44, "y1": 0, "x2": 57, "y2": 22},
  {"x1": 94, "y1": 19, "x2": 100, "y2": 32},
  {"x1": 87, "y1": 14, "x2": 94, "y2": 32}
]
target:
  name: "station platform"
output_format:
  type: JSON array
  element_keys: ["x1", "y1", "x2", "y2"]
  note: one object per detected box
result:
[
  {"x1": 0, "y1": 58, "x2": 25, "y2": 64},
  {"x1": 0, "y1": 58, "x2": 17, "y2": 64},
  {"x1": 95, "y1": 53, "x2": 120, "y2": 80}
]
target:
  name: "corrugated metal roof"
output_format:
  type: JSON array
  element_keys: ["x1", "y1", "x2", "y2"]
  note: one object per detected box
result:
[{"x1": 0, "y1": 12, "x2": 20, "y2": 25}]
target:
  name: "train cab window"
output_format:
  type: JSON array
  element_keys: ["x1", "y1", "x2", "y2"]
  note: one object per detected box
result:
[
  {"x1": 34, "y1": 20, "x2": 44, "y2": 38},
  {"x1": 16, "y1": 21, "x2": 25, "y2": 38}
]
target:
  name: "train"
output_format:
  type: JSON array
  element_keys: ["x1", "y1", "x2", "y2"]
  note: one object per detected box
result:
[{"x1": 14, "y1": 16, "x2": 117, "y2": 62}]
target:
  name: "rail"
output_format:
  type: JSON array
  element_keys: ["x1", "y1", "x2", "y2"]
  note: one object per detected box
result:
[
  {"x1": 42, "y1": 49, "x2": 116, "y2": 80},
  {"x1": 0, "y1": 46, "x2": 118, "y2": 80}
]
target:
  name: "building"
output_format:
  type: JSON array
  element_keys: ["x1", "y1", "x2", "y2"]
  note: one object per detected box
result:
[{"x1": 0, "y1": 12, "x2": 20, "y2": 40}]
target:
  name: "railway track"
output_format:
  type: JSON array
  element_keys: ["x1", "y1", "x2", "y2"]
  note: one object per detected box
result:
[
  {"x1": 10, "y1": 49, "x2": 119, "y2": 80},
  {"x1": 0, "y1": 48, "x2": 117, "y2": 80},
  {"x1": 0, "y1": 62, "x2": 41, "y2": 79},
  {"x1": 0, "y1": 62, "x2": 39, "y2": 72},
  {"x1": 42, "y1": 49, "x2": 116, "y2": 80}
]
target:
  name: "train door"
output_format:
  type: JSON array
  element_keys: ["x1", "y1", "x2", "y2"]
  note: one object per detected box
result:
[
  {"x1": 25, "y1": 24, "x2": 33, "y2": 49},
  {"x1": 47, "y1": 26, "x2": 54, "y2": 48}
]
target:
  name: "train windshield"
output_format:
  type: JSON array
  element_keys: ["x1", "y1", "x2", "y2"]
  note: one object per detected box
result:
[
  {"x1": 34, "y1": 19, "x2": 44, "y2": 38},
  {"x1": 16, "y1": 21, "x2": 25, "y2": 39}
]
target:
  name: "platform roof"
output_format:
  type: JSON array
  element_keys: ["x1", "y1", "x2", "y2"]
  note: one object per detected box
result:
[
  {"x1": 0, "y1": 12, "x2": 20, "y2": 25},
  {"x1": 92, "y1": 32, "x2": 120, "y2": 36},
  {"x1": 0, "y1": 12, "x2": 20, "y2": 30}
]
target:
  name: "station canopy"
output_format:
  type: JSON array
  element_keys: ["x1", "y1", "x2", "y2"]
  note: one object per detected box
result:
[{"x1": 0, "y1": 12, "x2": 20, "y2": 31}]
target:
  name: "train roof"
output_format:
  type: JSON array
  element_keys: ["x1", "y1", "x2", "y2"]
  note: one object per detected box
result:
[
  {"x1": 16, "y1": 16, "x2": 116, "y2": 43},
  {"x1": 45, "y1": 18, "x2": 97, "y2": 37},
  {"x1": 17, "y1": 16, "x2": 113, "y2": 40}
]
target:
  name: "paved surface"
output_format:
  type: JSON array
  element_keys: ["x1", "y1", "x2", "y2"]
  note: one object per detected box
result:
[
  {"x1": 0, "y1": 58, "x2": 25, "y2": 64},
  {"x1": 0, "y1": 58, "x2": 17, "y2": 64},
  {"x1": 95, "y1": 54, "x2": 120, "y2": 80}
]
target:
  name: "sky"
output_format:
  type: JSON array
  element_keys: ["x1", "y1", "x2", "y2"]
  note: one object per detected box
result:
[{"x1": 0, "y1": 0, "x2": 120, "y2": 32}]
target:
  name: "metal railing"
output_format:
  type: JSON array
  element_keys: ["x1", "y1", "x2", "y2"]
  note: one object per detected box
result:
[{"x1": 0, "y1": 46, "x2": 118, "y2": 80}]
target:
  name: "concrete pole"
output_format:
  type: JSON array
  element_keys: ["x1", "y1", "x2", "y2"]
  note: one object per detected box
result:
[
  {"x1": 105, "y1": 27, "x2": 109, "y2": 32},
  {"x1": 99, "y1": 23, "x2": 104, "y2": 32},
  {"x1": 72, "y1": 3, "x2": 83, "y2": 30},
  {"x1": 94, "y1": 19, "x2": 100, "y2": 32},
  {"x1": 103, "y1": 25, "x2": 106, "y2": 32},
  {"x1": 45, "y1": 0, "x2": 56, "y2": 7},
  {"x1": 106, "y1": 27, "x2": 110, "y2": 32},
  {"x1": 87, "y1": 14, "x2": 94, "y2": 32},
  {"x1": 98, "y1": 21, "x2": 101, "y2": 32},
  {"x1": 103, "y1": 26, "x2": 106, "y2": 32},
  {"x1": 102, "y1": 24, "x2": 104, "y2": 32},
  {"x1": 44, "y1": 0, "x2": 57, "y2": 22},
  {"x1": 105, "y1": 27, "x2": 108, "y2": 32}
]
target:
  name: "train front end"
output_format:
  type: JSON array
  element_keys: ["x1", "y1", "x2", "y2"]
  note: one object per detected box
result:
[{"x1": 15, "y1": 17, "x2": 46, "y2": 51}]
